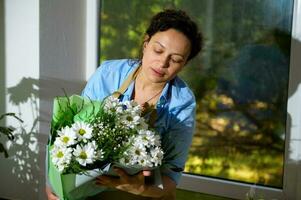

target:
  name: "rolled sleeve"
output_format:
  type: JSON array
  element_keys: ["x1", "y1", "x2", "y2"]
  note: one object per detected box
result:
[
  {"x1": 81, "y1": 61, "x2": 109, "y2": 100},
  {"x1": 81, "y1": 59, "x2": 135, "y2": 100}
]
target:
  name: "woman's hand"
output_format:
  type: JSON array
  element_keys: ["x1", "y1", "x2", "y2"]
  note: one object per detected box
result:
[
  {"x1": 95, "y1": 167, "x2": 176, "y2": 199},
  {"x1": 95, "y1": 167, "x2": 152, "y2": 196},
  {"x1": 45, "y1": 185, "x2": 59, "y2": 200}
]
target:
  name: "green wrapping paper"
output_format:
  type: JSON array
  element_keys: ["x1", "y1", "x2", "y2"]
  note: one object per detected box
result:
[
  {"x1": 48, "y1": 145, "x2": 162, "y2": 200},
  {"x1": 48, "y1": 144, "x2": 105, "y2": 200},
  {"x1": 48, "y1": 95, "x2": 105, "y2": 200},
  {"x1": 51, "y1": 95, "x2": 103, "y2": 137}
]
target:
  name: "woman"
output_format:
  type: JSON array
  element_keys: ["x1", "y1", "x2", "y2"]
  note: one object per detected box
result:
[{"x1": 46, "y1": 9, "x2": 202, "y2": 200}]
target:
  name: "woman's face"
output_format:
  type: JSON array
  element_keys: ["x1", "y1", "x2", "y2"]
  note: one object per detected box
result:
[{"x1": 141, "y1": 28, "x2": 191, "y2": 84}]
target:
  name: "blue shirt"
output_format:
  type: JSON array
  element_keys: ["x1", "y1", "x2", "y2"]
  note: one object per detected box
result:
[{"x1": 82, "y1": 59, "x2": 196, "y2": 185}]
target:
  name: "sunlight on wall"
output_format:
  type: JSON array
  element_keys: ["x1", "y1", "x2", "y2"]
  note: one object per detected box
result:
[
  {"x1": 287, "y1": 84, "x2": 301, "y2": 161},
  {"x1": 284, "y1": 1, "x2": 301, "y2": 198},
  {"x1": 0, "y1": 0, "x2": 39, "y2": 199}
]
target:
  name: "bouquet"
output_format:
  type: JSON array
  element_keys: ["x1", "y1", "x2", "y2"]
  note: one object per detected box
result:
[{"x1": 47, "y1": 95, "x2": 164, "y2": 200}]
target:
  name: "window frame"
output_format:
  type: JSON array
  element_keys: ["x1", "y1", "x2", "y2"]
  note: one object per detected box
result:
[{"x1": 85, "y1": 0, "x2": 100, "y2": 80}]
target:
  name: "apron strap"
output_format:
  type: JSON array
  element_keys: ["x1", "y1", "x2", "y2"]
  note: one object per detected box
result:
[
  {"x1": 148, "y1": 109, "x2": 157, "y2": 128},
  {"x1": 112, "y1": 66, "x2": 141, "y2": 99}
]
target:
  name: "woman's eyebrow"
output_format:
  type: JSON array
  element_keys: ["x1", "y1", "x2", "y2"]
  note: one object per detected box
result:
[
  {"x1": 154, "y1": 41, "x2": 185, "y2": 58},
  {"x1": 154, "y1": 41, "x2": 165, "y2": 48}
]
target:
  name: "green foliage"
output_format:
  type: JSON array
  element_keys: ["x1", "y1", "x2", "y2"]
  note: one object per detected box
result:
[{"x1": 0, "y1": 112, "x2": 23, "y2": 157}]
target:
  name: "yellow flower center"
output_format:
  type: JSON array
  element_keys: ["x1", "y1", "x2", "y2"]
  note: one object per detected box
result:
[
  {"x1": 62, "y1": 136, "x2": 69, "y2": 143},
  {"x1": 135, "y1": 149, "x2": 140, "y2": 155},
  {"x1": 57, "y1": 151, "x2": 64, "y2": 158},
  {"x1": 126, "y1": 116, "x2": 133, "y2": 121},
  {"x1": 79, "y1": 151, "x2": 87, "y2": 159},
  {"x1": 78, "y1": 128, "x2": 86, "y2": 135}
]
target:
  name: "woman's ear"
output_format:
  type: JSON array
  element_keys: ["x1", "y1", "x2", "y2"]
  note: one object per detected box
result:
[{"x1": 143, "y1": 35, "x2": 150, "y2": 49}]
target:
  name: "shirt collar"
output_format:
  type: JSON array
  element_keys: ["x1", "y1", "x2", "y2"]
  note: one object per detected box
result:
[{"x1": 157, "y1": 80, "x2": 171, "y2": 105}]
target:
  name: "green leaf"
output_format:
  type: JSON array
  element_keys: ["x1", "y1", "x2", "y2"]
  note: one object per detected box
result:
[
  {"x1": 0, "y1": 143, "x2": 9, "y2": 158},
  {"x1": 0, "y1": 126, "x2": 15, "y2": 140},
  {"x1": 0, "y1": 112, "x2": 23, "y2": 123}
]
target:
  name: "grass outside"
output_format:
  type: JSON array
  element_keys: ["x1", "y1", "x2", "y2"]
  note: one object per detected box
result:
[{"x1": 183, "y1": 93, "x2": 285, "y2": 188}]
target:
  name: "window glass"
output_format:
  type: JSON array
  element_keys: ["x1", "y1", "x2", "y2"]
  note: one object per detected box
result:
[{"x1": 99, "y1": 0, "x2": 293, "y2": 188}]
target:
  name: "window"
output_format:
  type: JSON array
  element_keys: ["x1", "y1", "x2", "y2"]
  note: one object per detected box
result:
[{"x1": 98, "y1": 0, "x2": 295, "y2": 198}]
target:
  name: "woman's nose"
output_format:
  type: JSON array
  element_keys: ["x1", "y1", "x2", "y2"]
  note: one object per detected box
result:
[{"x1": 158, "y1": 55, "x2": 169, "y2": 68}]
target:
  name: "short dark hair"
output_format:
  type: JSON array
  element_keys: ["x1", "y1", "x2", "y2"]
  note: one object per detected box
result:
[{"x1": 145, "y1": 9, "x2": 203, "y2": 61}]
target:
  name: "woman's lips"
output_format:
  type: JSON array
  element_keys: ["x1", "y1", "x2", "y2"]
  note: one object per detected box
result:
[{"x1": 151, "y1": 68, "x2": 165, "y2": 77}]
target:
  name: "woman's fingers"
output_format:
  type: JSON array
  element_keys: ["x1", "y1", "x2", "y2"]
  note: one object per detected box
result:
[
  {"x1": 143, "y1": 170, "x2": 151, "y2": 176},
  {"x1": 45, "y1": 186, "x2": 59, "y2": 200},
  {"x1": 95, "y1": 168, "x2": 151, "y2": 192},
  {"x1": 114, "y1": 168, "x2": 151, "y2": 184},
  {"x1": 113, "y1": 167, "x2": 127, "y2": 178},
  {"x1": 96, "y1": 175, "x2": 120, "y2": 187}
]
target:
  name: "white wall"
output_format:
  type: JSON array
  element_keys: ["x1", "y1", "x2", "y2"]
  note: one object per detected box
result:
[
  {"x1": 39, "y1": 0, "x2": 87, "y2": 135},
  {"x1": 0, "y1": 0, "x2": 5, "y2": 116},
  {"x1": 0, "y1": 0, "x2": 89, "y2": 199},
  {"x1": 39, "y1": 0, "x2": 88, "y2": 199},
  {"x1": 0, "y1": 0, "x2": 39, "y2": 199}
]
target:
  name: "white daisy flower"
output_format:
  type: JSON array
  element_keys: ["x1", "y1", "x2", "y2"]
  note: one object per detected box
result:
[
  {"x1": 150, "y1": 147, "x2": 164, "y2": 166},
  {"x1": 119, "y1": 157, "x2": 131, "y2": 166},
  {"x1": 72, "y1": 121, "x2": 93, "y2": 141},
  {"x1": 87, "y1": 140, "x2": 95, "y2": 147},
  {"x1": 131, "y1": 136, "x2": 145, "y2": 150},
  {"x1": 136, "y1": 130, "x2": 157, "y2": 147},
  {"x1": 54, "y1": 126, "x2": 77, "y2": 147},
  {"x1": 116, "y1": 106, "x2": 124, "y2": 113},
  {"x1": 137, "y1": 155, "x2": 152, "y2": 167},
  {"x1": 132, "y1": 145, "x2": 147, "y2": 159},
  {"x1": 73, "y1": 142, "x2": 96, "y2": 166},
  {"x1": 123, "y1": 100, "x2": 141, "y2": 115},
  {"x1": 120, "y1": 113, "x2": 141, "y2": 129},
  {"x1": 51, "y1": 146, "x2": 72, "y2": 172},
  {"x1": 103, "y1": 96, "x2": 123, "y2": 113}
]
